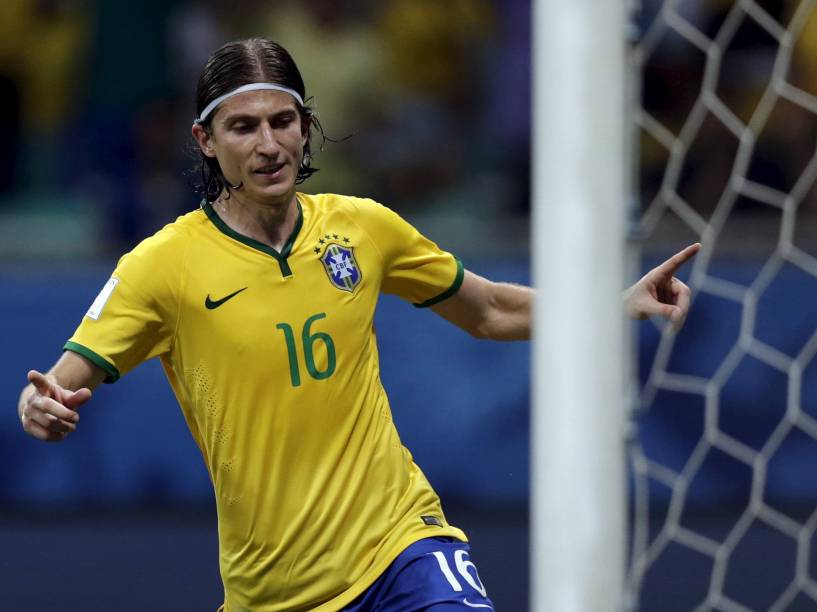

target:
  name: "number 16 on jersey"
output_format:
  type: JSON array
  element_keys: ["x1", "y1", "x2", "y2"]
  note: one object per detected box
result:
[{"x1": 276, "y1": 312, "x2": 337, "y2": 387}]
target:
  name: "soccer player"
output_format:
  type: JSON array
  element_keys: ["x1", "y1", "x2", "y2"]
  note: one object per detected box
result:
[{"x1": 17, "y1": 39, "x2": 699, "y2": 611}]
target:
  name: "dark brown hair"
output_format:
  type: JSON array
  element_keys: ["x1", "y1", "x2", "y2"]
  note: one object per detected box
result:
[{"x1": 194, "y1": 38, "x2": 321, "y2": 202}]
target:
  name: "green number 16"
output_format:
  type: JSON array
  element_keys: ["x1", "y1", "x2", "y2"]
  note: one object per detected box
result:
[{"x1": 276, "y1": 312, "x2": 337, "y2": 387}]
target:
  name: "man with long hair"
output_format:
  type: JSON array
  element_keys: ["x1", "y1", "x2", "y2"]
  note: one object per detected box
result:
[{"x1": 18, "y1": 39, "x2": 698, "y2": 611}]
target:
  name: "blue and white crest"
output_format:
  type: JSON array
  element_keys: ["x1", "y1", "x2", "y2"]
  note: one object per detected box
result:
[{"x1": 321, "y1": 244, "x2": 362, "y2": 292}]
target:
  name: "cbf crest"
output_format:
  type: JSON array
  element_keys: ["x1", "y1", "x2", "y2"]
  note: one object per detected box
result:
[{"x1": 320, "y1": 243, "x2": 362, "y2": 292}]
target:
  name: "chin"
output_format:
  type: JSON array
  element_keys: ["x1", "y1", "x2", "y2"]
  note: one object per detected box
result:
[{"x1": 247, "y1": 183, "x2": 296, "y2": 205}]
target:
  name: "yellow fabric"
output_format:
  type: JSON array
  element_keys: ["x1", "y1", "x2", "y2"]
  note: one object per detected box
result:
[{"x1": 67, "y1": 193, "x2": 466, "y2": 611}]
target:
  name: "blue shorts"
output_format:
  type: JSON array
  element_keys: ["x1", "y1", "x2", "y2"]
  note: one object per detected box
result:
[{"x1": 342, "y1": 537, "x2": 495, "y2": 611}]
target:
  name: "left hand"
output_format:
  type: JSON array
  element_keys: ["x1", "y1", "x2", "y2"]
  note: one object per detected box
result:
[{"x1": 623, "y1": 243, "x2": 701, "y2": 327}]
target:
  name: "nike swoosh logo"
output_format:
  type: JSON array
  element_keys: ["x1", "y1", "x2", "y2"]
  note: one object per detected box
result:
[
  {"x1": 462, "y1": 599, "x2": 492, "y2": 609},
  {"x1": 205, "y1": 287, "x2": 247, "y2": 310}
]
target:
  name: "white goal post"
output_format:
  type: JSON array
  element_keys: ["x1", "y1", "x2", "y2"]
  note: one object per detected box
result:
[{"x1": 531, "y1": 0, "x2": 629, "y2": 611}]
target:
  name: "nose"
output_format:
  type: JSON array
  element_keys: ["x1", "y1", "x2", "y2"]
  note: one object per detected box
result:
[{"x1": 256, "y1": 122, "x2": 280, "y2": 156}]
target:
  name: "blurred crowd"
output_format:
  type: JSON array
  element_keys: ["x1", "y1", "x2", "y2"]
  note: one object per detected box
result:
[
  {"x1": 7, "y1": 0, "x2": 813, "y2": 259},
  {"x1": 638, "y1": 0, "x2": 817, "y2": 227},
  {"x1": 0, "y1": 0, "x2": 530, "y2": 256}
]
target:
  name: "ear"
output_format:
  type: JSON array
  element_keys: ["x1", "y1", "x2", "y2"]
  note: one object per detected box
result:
[
  {"x1": 192, "y1": 123, "x2": 217, "y2": 158},
  {"x1": 300, "y1": 114, "x2": 311, "y2": 146}
]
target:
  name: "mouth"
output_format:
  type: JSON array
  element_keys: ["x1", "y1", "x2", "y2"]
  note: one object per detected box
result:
[{"x1": 253, "y1": 162, "x2": 286, "y2": 178}]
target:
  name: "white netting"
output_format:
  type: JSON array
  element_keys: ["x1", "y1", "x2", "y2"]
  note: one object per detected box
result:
[{"x1": 627, "y1": 1, "x2": 817, "y2": 610}]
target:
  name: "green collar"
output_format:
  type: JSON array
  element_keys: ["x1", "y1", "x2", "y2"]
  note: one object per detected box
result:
[{"x1": 201, "y1": 198, "x2": 303, "y2": 277}]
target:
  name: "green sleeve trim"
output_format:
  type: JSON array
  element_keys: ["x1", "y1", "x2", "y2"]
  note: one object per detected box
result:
[
  {"x1": 414, "y1": 257, "x2": 465, "y2": 308},
  {"x1": 63, "y1": 341, "x2": 121, "y2": 383}
]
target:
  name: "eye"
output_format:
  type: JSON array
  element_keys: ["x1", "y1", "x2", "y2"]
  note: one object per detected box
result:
[
  {"x1": 231, "y1": 123, "x2": 254, "y2": 134},
  {"x1": 273, "y1": 114, "x2": 296, "y2": 129}
]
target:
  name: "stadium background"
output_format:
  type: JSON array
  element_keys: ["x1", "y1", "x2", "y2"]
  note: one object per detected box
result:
[
  {"x1": 0, "y1": 1, "x2": 531, "y2": 610},
  {"x1": 2, "y1": 0, "x2": 815, "y2": 610}
]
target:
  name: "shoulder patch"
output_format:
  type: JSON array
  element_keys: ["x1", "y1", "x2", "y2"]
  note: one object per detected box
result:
[{"x1": 86, "y1": 278, "x2": 119, "y2": 320}]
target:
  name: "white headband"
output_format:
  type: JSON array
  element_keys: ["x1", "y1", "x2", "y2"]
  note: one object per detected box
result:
[{"x1": 195, "y1": 83, "x2": 305, "y2": 124}]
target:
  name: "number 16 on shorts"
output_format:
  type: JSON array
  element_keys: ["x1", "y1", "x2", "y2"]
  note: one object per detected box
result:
[{"x1": 432, "y1": 549, "x2": 494, "y2": 609}]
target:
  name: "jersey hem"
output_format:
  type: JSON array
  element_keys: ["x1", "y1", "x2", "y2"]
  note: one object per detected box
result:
[
  {"x1": 63, "y1": 341, "x2": 120, "y2": 383},
  {"x1": 413, "y1": 257, "x2": 465, "y2": 308},
  {"x1": 220, "y1": 527, "x2": 468, "y2": 612}
]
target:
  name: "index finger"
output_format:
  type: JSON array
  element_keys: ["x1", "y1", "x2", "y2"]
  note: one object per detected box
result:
[
  {"x1": 27, "y1": 370, "x2": 57, "y2": 398},
  {"x1": 653, "y1": 242, "x2": 701, "y2": 278}
]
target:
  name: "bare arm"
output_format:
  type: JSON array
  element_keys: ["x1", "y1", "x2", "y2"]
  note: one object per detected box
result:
[
  {"x1": 431, "y1": 243, "x2": 700, "y2": 340},
  {"x1": 431, "y1": 270, "x2": 532, "y2": 341},
  {"x1": 18, "y1": 351, "x2": 106, "y2": 443}
]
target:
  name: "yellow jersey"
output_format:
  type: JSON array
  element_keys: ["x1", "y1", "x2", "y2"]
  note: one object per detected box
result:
[{"x1": 66, "y1": 193, "x2": 467, "y2": 611}]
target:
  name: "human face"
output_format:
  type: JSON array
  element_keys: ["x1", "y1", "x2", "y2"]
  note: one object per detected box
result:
[{"x1": 195, "y1": 89, "x2": 308, "y2": 207}]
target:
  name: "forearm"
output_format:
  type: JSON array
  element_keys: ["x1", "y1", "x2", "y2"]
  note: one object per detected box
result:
[
  {"x1": 477, "y1": 282, "x2": 532, "y2": 341},
  {"x1": 432, "y1": 271, "x2": 533, "y2": 341},
  {"x1": 48, "y1": 351, "x2": 106, "y2": 391}
]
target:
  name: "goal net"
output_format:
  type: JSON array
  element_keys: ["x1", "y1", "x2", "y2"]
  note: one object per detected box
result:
[{"x1": 627, "y1": 1, "x2": 817, "y2": 610}]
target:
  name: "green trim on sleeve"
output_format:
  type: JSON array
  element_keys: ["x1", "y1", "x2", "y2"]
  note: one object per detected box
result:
[
  {"x1": 63, "y1": 341, "x2": 121, "y2": 383},
  {"x1": 414, "y1": 257, "x2": 465, "y2": 308}
]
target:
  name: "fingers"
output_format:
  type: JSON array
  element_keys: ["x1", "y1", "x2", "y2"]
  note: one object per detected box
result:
[
  {"x1": 24, "y1": 405, "x2": 76, "y2": 433},
  {"x1": 636, "y1": 296, "x2": 676, "y2": 321},
  {"x1": 21, "y1": 410, "x2": 75, "y2": 441},
  {"x1": 23, "y1": 395, "x2": 78, "y2": 433},
  {"x1": 20, "y1": 374, "x2": 81, "y2": 443},
  {"x1": 627, "y1": 278, "x2": 692, "y2": 325},
  {"x1": 64, "y1": 387, "x2": 92, "y2": 410},
  {"x1": 22, "y1": 419, "x2": 68, "y2": 443},
  {"x1": 27, "y1": 370, "x2": 57, "y2": 398},
  {"x1": 653, "y1": 279, "x2": 692, "y2": 325},
  {"x1": 30, "y1": 370, "x2": 92, "y2": 411},
  {"x1": 626, "y1": 247, "x2": 697, "y2": 324},
  {"x1": 653, "y1": 242, "x2": 701, "y2": 279},
  {"x1": 30, "y1": 394, "x2": 80, "y2": 423},
  {"x1": 671, "y1": 278, "x2": 692, "y2": 322},
  {"x1": 647, "y1": 280, "x2": 692, "y2": 331}
]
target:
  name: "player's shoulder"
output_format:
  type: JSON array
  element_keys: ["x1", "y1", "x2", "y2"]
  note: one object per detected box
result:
[
  {"x1": 118, "y1": 208, "x2": 204, "y2": 269},
  {"x1": 298, "y1": 192, "x2": 398, "y2": 230},
  {"x1": 298, "y1": 192, "x2": 382, "y2": 214},
  {"x1": 133, "y1": 209, "x2": 204, "y2": 251}
]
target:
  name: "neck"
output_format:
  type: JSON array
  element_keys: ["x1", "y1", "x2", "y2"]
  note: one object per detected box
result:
[{"x1": 214, "y1": 190, "x2": 298, "y2": 252}]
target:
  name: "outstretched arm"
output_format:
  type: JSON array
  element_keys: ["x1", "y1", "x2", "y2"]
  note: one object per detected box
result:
[
  {"x1": 432, "y1": 243, "x2": 700, "y2": 340},
  {"x1": 18, "y1": 351, "x2": 106, "y2": 443}
]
